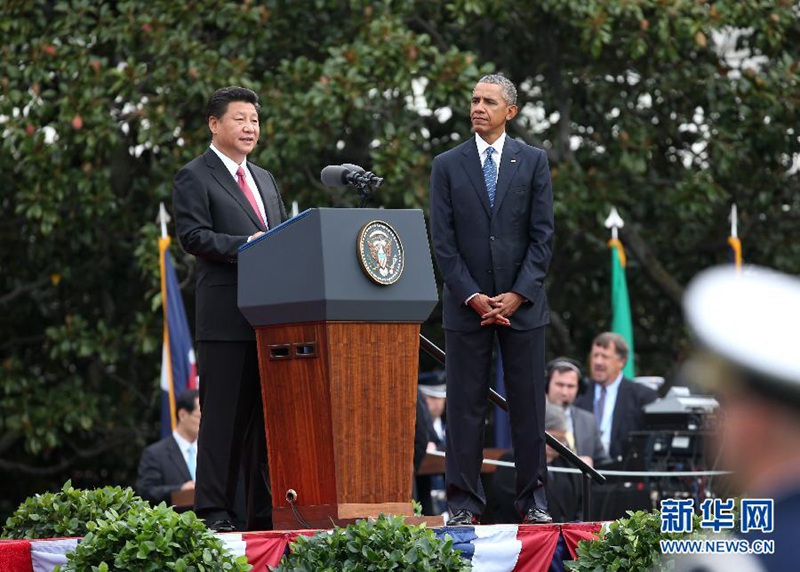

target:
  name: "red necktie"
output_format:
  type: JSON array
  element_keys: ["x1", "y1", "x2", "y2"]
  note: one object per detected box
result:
[{"x1": 236, "y1": 166, "x2": 267, "y2": 229}]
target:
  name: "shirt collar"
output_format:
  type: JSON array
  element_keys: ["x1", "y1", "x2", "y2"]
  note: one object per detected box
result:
[
  {"x1": 595, "y1": 372, "x2": 623, "y2": 396},
  {"x1": 172, "y1": 430, "x2": 196, "y2": 451},
  {"x1": 475, "y1": 131, "x2": 507, "y2": 158},
  {"x1": 209, "y1": 143, "x2": 246, "y2": 178}
]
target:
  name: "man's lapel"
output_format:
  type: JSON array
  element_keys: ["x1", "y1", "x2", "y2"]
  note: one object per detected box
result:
[
  {"x1": 611, "y1": 379, "x2": 628, "y2": 445},
  {"x1": 492, "y1": 137, "x2": 522, "y2": 213},
  {"x1": 203, "y1": 149, "x2": 266, "y2": 231},
  {"x1": 460, "y1": 140, "x2": 492, "y2": 217},
  {"x1": 167, "y1": 436, "x2": 192, "y2": 481},
  {"x1": 251, "y1": 168, "x2": 279, "y2": 229}
]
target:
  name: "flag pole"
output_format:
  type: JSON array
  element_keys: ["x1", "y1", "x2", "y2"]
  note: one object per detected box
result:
[
  {"x1": 604, "y1": 206, "x2": 624, "y2": 240},
  {"x1": 728, "y1": 204, "x2": 742, "y2": 272},
  {"x1": 158, "y1": 202, "x2": 171, "y2": 239},
  {"x1": 605, "y1": 206, "x2": 627, "y2": 267},
  {"x1": 157, "y1": 202, "x2": 178, "y2": 431},
  {"x1": 605, "y1": 206, "x2": 635, "y2": 378}
]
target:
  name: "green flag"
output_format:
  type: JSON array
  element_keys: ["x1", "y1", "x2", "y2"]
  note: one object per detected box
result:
[{"x1": 609, "y1": 238, "x2": 635, "y2": 378}]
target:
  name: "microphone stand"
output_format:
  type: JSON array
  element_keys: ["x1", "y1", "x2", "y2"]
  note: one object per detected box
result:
[{"x1": 354, "y1": 177, "x2": 380, "y2": 208}]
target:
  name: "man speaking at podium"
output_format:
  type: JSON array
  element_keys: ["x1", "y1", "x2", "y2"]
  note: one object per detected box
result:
[
  {"x1": 173, "y1": 86, "x2": 287, "y2": 531},
  {"x1": 429, "y1": 74, "x2": 554, "y2": 525}
]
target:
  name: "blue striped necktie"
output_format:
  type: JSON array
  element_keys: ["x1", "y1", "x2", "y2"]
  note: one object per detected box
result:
[{"x1": 483, "y1": 147, "x2": 497, "y2": 208}]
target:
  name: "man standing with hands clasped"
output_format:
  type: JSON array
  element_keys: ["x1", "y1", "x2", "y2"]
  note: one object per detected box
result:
[
  {"x1": 429, "y1": 74, "x2": 555, "y2": 525},
  {"x1": 173, "y1": 86, "x2": 287, "y2": 532}
]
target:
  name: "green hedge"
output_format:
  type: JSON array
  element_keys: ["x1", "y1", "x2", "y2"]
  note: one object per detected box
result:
[
  {"x1": 272, "y1": 514, "x2": 468, "y2": 571},
  {"x1": 2, "y1": 480, "x2": 150, "y2": 539},
  {"x1": 56, "y1": 503, "x2": 250, "y2": 571},
  {"x1": 567, "y1": 509, "x2": 704, "y2": 571}
]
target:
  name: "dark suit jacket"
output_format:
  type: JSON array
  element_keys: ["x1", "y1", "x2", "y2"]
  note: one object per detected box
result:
[
  {"x1": 574, "y1": 378, "x2": 659, "y2": 460},
  {"x1": 173, "y1": 149, "x2": 287, "y2": 341},
  {"x1": 429, "y1": 136, "x2": 554, "y2": 332},
  {"x1": 570, "y1": 405, "x2": 612, "y2": 467},
  {"x1": 135, "y1": 435, "x2": 192, "y2": 506}
]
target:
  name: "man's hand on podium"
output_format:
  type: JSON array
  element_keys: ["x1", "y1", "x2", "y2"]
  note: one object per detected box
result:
[
  {"x1": 180, "y1": 480, "x2": 196, "y2": 491},
  {"x1": 247, "y1": 231, "x2": 265, "y2": 243}
]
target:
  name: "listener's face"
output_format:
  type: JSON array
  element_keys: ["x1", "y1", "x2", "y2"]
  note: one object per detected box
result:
[
  {"x1": 547, "y1": 370, "x2": 580, "y2": 406},
  {"x1": 425, "y1": 395, "x2": 445, "y2": 419},
  {"x1": 470, "y1": 82, "x2": 517, "y2": 142},
  {"x1": 546, "y1": 429, "x2": 567, "y2": 464},
  {"x1": 590, "y1": 343, "x2": 625, "y2": 385}
]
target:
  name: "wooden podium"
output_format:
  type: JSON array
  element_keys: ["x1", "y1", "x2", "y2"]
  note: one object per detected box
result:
[{"x1": 238, "y1": 208, "x2": 438, "y2": 529}]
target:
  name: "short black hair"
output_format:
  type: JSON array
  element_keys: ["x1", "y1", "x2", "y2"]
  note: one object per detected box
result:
[
  {"x1": 206, "y1": 86, "x2": 260, "y2": 120},
  {"x1": 175, "y1": 389, "x2": 199, "y2": 418},
  {"x1": 546, "y1": 357, "x2": 583, "y2": 383}
]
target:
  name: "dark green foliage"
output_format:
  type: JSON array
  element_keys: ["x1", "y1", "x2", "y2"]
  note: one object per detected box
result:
[
  {"x1": 272, "y1": 514, "x2": 468, "y2": 571},
  {"x1": 2, "y1": 480, "x2": 149, "y2": 539},
  {"x1": 57, "y1": 502, "x2": 250, "y2": 572},
  {"x1": 567, "y1": 509, "x2": 703, "y2": 571}
]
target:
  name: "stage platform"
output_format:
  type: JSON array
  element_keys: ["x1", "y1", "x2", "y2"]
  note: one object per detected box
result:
[{"x1": 0, "y1": 522, "x2": 602, "y2": 571}]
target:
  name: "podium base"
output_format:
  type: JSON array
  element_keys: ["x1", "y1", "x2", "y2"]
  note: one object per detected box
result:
[{"x1": 272, "y1": 502, "x2": 446, "y2": 530}]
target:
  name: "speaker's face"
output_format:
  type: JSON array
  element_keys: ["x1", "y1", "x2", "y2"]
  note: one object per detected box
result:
[{"x1": 547, "y1": 370, "x2": 580, "y2": 406}]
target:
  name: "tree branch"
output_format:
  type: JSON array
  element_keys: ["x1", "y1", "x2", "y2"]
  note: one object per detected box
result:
[
  {"x1": 410, "y1": 15, "x2": 449, "y2": 52},
  {"x1": 620, "y1": 224, "x2": 685, "y2": 305},
  {"x1": 0, "y1": 428, "x2": 140, "y2": 476},
  {"x1": 549, "y1": 310, "x2": 576, "y2": 356},
  {"x1": 0, "y1": 276, "x2": 50, "y2": 306}
]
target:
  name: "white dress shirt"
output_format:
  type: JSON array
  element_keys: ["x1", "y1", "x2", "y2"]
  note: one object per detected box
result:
[
  {"x1": 172, "y1": 431, "x2": 197, "y2": 478},
  {"x1": 209, "y1": 143, "x2": 267, "y2": 225},
  {"x1": 465, "y1": 132, "x2": 508, "y2": 305},
  {"x1": 475, "y1": 131, "x2": 507, "y2": 180}
]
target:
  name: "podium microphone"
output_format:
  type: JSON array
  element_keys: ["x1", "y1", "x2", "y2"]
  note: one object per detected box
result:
[
  {"x1": 320, "y1": 163, "x2": 384, "y2": 207},
  {"x1": 320, "y1": 164, "x2": 383, "y2": 190}
]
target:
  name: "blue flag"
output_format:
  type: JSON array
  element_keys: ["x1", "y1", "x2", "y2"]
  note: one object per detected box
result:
[{"x1": 159, "y1": 236, "x2": 198, "y2": 438}]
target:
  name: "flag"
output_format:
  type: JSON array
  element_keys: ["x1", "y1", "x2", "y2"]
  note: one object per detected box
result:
[
  {"x1": 442, "y1": 524, "x2": 561, "y2": 571},
  {"x1": 727, "y1": 235, "x2": 742, "y2": 270},
  {"x1": 608, "y1": 238, "x2": 635, "y2": 378},
  {"x1": 159, "y1": 235, "x2": 198, "y2": 438},
  {"x1": 0, "y1": 524, "x2": 602, "y2": 572}
]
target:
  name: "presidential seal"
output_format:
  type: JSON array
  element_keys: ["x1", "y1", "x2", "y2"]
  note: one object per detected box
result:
[{"x1": 357, "y1": 220, "x2": 405, "y2": 285}]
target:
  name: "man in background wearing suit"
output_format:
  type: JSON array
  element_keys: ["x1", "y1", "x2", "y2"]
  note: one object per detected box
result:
[
  {"x1": 546, "y1": 357, "x2": 611, "y2": 467},
  {"x1": 136, "y1": 390, "x2": 200, "y2": 506},
  {"x1": 429, "y1": 74, "x2": 554, "y2": 525},
  {"x1": 173, "y1": 86, "x2": 288, "y2": 531},
  {"x1": 574, "y1": 332, "x2": 658, "y2": 462}
]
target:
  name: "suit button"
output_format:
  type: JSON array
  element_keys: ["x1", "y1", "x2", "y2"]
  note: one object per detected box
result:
[
  {"x1": 487, "y1": 270, "x2": 493, "y2": 274},
  {"x1": 489, "y1": 236, "x2": 496, "y2": 241}
]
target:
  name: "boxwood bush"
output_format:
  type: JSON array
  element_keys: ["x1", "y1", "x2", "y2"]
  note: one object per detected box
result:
[
  {"x1": 2, "y1": 480, "x2": 150, "y2": 539},
  {"x1": 56, "y1": 503, "x2": 250, "y2": 571},
  {"x1": 567, "y1": 509, "x2": 704, "y2": 571},
  {"x1": 272, "y1": 514, "x2": 468, "y2": 571}
]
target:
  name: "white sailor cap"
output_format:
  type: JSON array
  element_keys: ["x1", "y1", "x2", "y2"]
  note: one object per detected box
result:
[
  {"x1": 683, "y1": 265, "x2": 800, "y2": 405},
  {"x1": 419, "y1": 384, "x2": 447, "y2": 399},
  {"x1": 418, "y1": 370, "x2": 446, "y2": 398}
]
